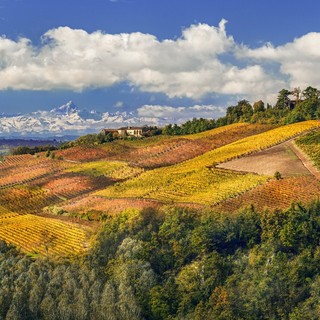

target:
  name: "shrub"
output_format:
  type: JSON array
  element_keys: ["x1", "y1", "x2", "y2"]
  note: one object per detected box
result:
[{"x1": 274, "y1": 171, "x2": 282, "y2": 180}]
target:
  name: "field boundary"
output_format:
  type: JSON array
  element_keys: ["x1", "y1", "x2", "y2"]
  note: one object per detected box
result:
[{"x1": 289, "y1": 141, "x2": 320, "y2": 180}]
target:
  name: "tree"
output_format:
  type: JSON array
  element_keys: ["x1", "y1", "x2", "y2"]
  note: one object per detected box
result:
[
  {"x1": 275, "y1": 89, "x2": 292, "y2": 110},
  {"x1": 40, "y1": 229, "x2": 57, "y2": 257},
  {"x1": 175, "y1": 253, "x2": 228, "y2": 315},
  {"x1": 292, "y1": 87, "x2": 320, "y2": 120},
  {"x1": 98, "y1": 282, "x2": 118, "y2": 319},
  {"x1": 162, "y1": 124, "x2": 173, "y2": 135},
  {"x1": 302, "y1": 86, "x2": 320, "y2": 101},
  {"x1": 292, "y1": 87, "x2": 301, "y2": 104},
  {"x1": 274, "y1": 171, "x2": 282, "y2": 180},
  {"x1": 238, "y1": 100, "x2": 253, "y2": 122},
  {"x1": 253, "y1": 100, "x2": 265, "y2": 113}
]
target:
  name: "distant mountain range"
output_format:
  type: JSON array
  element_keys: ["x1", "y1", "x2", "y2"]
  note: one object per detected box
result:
[{"x1": 0, "y1": 101, "x2": 159, "y2": 137}]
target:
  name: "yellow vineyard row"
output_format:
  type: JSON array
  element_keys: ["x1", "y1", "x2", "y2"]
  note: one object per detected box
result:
[
  {"x1": 99, "y1": 167, "x2": 268, "y2": 205},
  {"x1": 96, "y1": 121, "x2": 320, "y2": 205},
  {"x1": 179, "y1": 120, "x2": 320, "y2": 170},
  {"x1": 0, "y1": 214, "x2": 89, "y2": 256},
  {"x1": 65, "y1": 160, "x2": 144, "y2": 179}
]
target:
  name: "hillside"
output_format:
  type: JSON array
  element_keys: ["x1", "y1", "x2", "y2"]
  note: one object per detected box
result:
[
  {"x1": 2, "y1": 120, "x2": 320, "y2": 319},
  {"x1": 0, "y1": 120, "x2": 320, "y2": 256}
]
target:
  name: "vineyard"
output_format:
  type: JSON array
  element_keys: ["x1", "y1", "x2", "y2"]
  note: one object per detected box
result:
[
  {"x1": 0, "y1": 155, "x2": 72, "y2": 188},
  {"x1": 100, "y1": 123, "x2": 274, "y2": 168},
  {"x1": 214, "y1": 175, "x2": 320, "y2": 214},
  {"x1": 0, "y1": 214, "x2": 89, "y2": 256},
  {"x1": 127, "y1": 124, "x2": 274, "y2": 168},
  {"x1": 65, "y1": 160, "x2": 144, "y2": 180},
  {"x1": 53, "y1": 146, "x2": 111, "y2": 162},
  {"x1": 0, "y1": 205, "x2": 19, "y2": 219},
  {"x1": 97, "y1": 121, "x2": 320, "y2": 204},
  {"x1": 98, "y1": 167, "x2": 269, "y2": 205},
  {"x1": 296, "y1": 128, "x2": 320, "y2": 169},
  {"x1": 0, "y1": 185, "x2": 61, "y2": 214},
  {"x1": 177, "y1": 120, "x2": 320, "y2": 170},
  {"x1": 53, "y1": 123, "x2": 274, "y2": 168},
  {"x1": 62, "y1": 195, "x2": 163, "y2": 217},
  {"x1": 1, "y1": 120, "x2": 320, "y2": 256}
]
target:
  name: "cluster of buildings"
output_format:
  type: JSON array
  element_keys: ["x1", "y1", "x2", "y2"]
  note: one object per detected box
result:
[{"x1": 100, "y1": 126, "x2": 143, "y2": 137}]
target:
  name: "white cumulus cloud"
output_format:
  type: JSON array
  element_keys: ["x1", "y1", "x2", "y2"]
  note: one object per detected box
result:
[
  {"x1": 0, "y1": 21, "x2": 319, "y2": 103},
  {"x1": 137, "y1": 104, "x2": 225, "y2": 123},
  {"x1": 238, "y1": 32, "x2": 320, "y2": 91}
]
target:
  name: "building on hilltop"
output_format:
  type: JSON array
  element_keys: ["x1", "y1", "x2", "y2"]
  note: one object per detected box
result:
[{"x1": 101, "y1": 126, "x2": 143, "y2": 137}]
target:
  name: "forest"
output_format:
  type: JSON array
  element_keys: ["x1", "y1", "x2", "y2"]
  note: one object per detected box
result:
[{"x1": 1, "y1": 201, "x2": 320, "y2": 319}]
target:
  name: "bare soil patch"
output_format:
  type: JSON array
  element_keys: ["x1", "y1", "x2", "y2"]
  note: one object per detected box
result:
[{"x1": 216, "y1": 141, "x2": 311, "y2": 177}]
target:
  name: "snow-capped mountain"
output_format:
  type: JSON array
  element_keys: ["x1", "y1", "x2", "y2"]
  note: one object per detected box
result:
[
  {"x1": 0, "y1": 101, "x2": 159, "y2": 137},
  {"x1": 50, "y1": 100, "x2": 79, "y2": 115}
]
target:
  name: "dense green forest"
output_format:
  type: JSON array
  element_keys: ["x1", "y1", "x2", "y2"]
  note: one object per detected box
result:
[{"x1": 2, "y1": 201, "x2": 320, "y2": 319}]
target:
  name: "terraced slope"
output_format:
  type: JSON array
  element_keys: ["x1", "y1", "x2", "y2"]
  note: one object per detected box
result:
[
  {"x1": 35, "y1": 173, "x2": 111, "y2": 200},
  {"x1": 59, "y1": 123, "x2": 276, "y2": 214},
  {"x1": 0, "y1": 185, "x2": 61, "y2": 214},
  {"x1": 63, "y1": 196, "x2": 162, "y2": 218},
  {"x1": 54, "y1": 146, "x2": 111, "y2": 162}
]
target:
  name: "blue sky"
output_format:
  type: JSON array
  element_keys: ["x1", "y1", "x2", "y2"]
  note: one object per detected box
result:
[{"x1": 0, "y1": 0, "x2": 320, "y2": 119}]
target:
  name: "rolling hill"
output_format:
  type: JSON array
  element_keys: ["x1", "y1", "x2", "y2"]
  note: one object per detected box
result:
[{"x1": 0, "y1": 120, "x2": 320, "y2": 256}]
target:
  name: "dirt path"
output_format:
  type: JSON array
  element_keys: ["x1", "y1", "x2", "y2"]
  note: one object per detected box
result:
[{"x1": 287, "y1": 141, "x2": 320, "y2": 180}]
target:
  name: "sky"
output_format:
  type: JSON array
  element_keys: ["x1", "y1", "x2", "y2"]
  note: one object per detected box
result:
[{"x1": 0, "y1": 0, "x2": 320, "y2": 120}]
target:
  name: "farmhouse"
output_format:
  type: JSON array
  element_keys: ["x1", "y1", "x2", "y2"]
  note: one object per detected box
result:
[
  {"x1": 118, "y1": 126, "x2": 143, "y2": 137},
  {"x1": 101, "y1": 126, "x2": 143, "y2": 137}
]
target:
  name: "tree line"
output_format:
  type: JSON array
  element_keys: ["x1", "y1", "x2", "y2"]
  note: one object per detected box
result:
[
  {"x1": 163, "y1": 86, "x2": 320, "y2": 135},
  {"x1": 1, "y1": 201, "x2": 320, "y2": 319}
]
